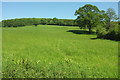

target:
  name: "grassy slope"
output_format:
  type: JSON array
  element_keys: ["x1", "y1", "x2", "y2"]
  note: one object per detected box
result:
[
  {"x1": 0, "y1": 27, "x2": 2, "y2": 78},
  {"x1": 2, "y1": 25, "x2": 118, "y2": 78}
]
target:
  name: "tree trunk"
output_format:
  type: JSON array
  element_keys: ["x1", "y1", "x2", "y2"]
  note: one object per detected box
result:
[
  {"x1": 107, "y1": 18, "x2": 111, "y2": 30},
  {"x1": 88, "y1": 26, "x2": 92, "y2": 34}
]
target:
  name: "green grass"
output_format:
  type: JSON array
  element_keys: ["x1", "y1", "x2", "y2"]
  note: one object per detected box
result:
[
  {"x1": 2, "y1": 25, "x2": 118, "y2": 78},
  {"x1": 0, "y1": 27, "x2": 2, "y2": 78}
]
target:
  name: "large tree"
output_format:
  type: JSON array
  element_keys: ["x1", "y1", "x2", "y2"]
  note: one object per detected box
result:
[
  {"x1": 105, "y1": 8, "x2": 118, "y2": 30},
  {"x1": 75, "y1": 4, "x2": 104, "y2": 33}
]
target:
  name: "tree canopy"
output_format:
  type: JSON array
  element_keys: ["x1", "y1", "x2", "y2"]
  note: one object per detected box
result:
[
  {"x1": 105, "y1": 8, "x2": 118, "y2": 30},
  {"x1": 75, "y1": 4, "x2": 105, "y2": 33}
]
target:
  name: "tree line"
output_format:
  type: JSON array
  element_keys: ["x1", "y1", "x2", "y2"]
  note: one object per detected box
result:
[{"x1": 2, "y1": 18, "x2": 77, "y2": 27}]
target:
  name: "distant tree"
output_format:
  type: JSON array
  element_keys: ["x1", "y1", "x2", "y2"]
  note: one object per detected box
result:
[
  {"x1": 53, "y1": 17, "x2": 58, "y2": 25},
  {"x1": 40, "y1": 19, "x2": 47, "y2": 25},
  {"x1": 105, "y1": 8, "x2": 118, "y2": 30},
  {"x1": 75, "y1": 4, "x2": 104, "y2": 33},
  {"x1": 32, "y1": 19, "x2": 39, "y2": 27}
]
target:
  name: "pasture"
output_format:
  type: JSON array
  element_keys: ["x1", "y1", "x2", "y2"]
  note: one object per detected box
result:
[{"x1": 2, "y1": 25, "x2": 118, "y2": 78}]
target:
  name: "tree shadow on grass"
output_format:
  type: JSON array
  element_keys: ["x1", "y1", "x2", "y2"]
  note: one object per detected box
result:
[
  {"x1": 67, "y1": 30, "x2": 119, "y2": 41},
  {"x1": 66, "y1": 30, "x2": 96, "y2": 35},
  {"x1": 90, "y1": 38, "x2": 98, "y2": 40},
  {"x1": 90, "y1": 37, "x2": 119, "y2": 41}
]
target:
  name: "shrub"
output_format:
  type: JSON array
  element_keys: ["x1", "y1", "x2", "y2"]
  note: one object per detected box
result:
[
  {"x1": 96, "y1": 25, "x2": 107, "y2": 38},
  {"x1": 96, "y1": 22, "x2": 120, "y2": 41},
  {"x1": 105, "y1": 23, "x2": 120, "y2": 40}
]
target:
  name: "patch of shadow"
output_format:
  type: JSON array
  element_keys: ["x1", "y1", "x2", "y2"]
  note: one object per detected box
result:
[
  {"x1": 90, "y1": 37, "x2": 119, "y2": 41},
  {"x1": 90, "y1": 38, "x2": 98, "y2": 40},
  {"x1": 66, "y1": 30, "x2": 96, "y2": 35}
]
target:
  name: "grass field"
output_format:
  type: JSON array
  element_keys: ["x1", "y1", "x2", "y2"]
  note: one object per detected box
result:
[
  {"x1": 2, "y1": 25, "x2": 118, "y2": 78},
  {"x1": 0, "y1": 27, "x2": 2, "y2": 78}
]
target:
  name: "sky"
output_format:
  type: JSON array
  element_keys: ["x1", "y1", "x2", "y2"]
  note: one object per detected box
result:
[
  {"x1": 2, "y1": 2, "x2": 118, "y2": 20},
  {"x1": 1, "y1": 0, "x2": 120, "y2": 2}
]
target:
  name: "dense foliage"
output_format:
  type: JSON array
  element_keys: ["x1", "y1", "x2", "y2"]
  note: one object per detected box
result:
[
  {"x1": 75, "y1": 4, "x2": 119, "y2": 41},
  {"x1": 75, "y1": 4, "x2": 105, "y2": 33},
  {"x1": 2, "y1": 18, "x2": 77, "y2": 27},
  {"x1": 96, "y1": 8, "x2": 119, "y2": 41},
  {"x1": 96, "y1": 22, "x2": 119, "y2": 41}
]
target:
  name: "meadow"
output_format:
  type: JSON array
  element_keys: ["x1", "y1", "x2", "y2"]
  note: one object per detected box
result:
[{"x1": 2, "y1": 25, "x2": 118, "y2": 78}]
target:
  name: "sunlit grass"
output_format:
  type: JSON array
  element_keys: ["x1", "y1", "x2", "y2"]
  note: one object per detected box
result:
[
  {"x1": 2, "y1": 25, "x2": 118, "y2": 78},
  {"x1": 0, "y1": 27, "x2": 2, "y2": 78}
]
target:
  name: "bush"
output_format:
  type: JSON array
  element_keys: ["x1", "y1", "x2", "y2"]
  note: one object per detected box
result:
[
  {"x1": 96, "y1": 22, "x2": 120, "y2": 41},
  {"x1": 96, "y1": 25, "x2": 107, "y2": 38},
  {"x1": 105, "y1": 23, "x2": 120, "y2": 40}
]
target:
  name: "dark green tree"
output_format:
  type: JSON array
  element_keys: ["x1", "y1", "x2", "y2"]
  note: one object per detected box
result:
[
  {"x1": 32, "y1": 18, "x2": 40, "y2": 27},
  {"x1": 75, "y1": 4, "x2": 104, "y2": 33}
]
